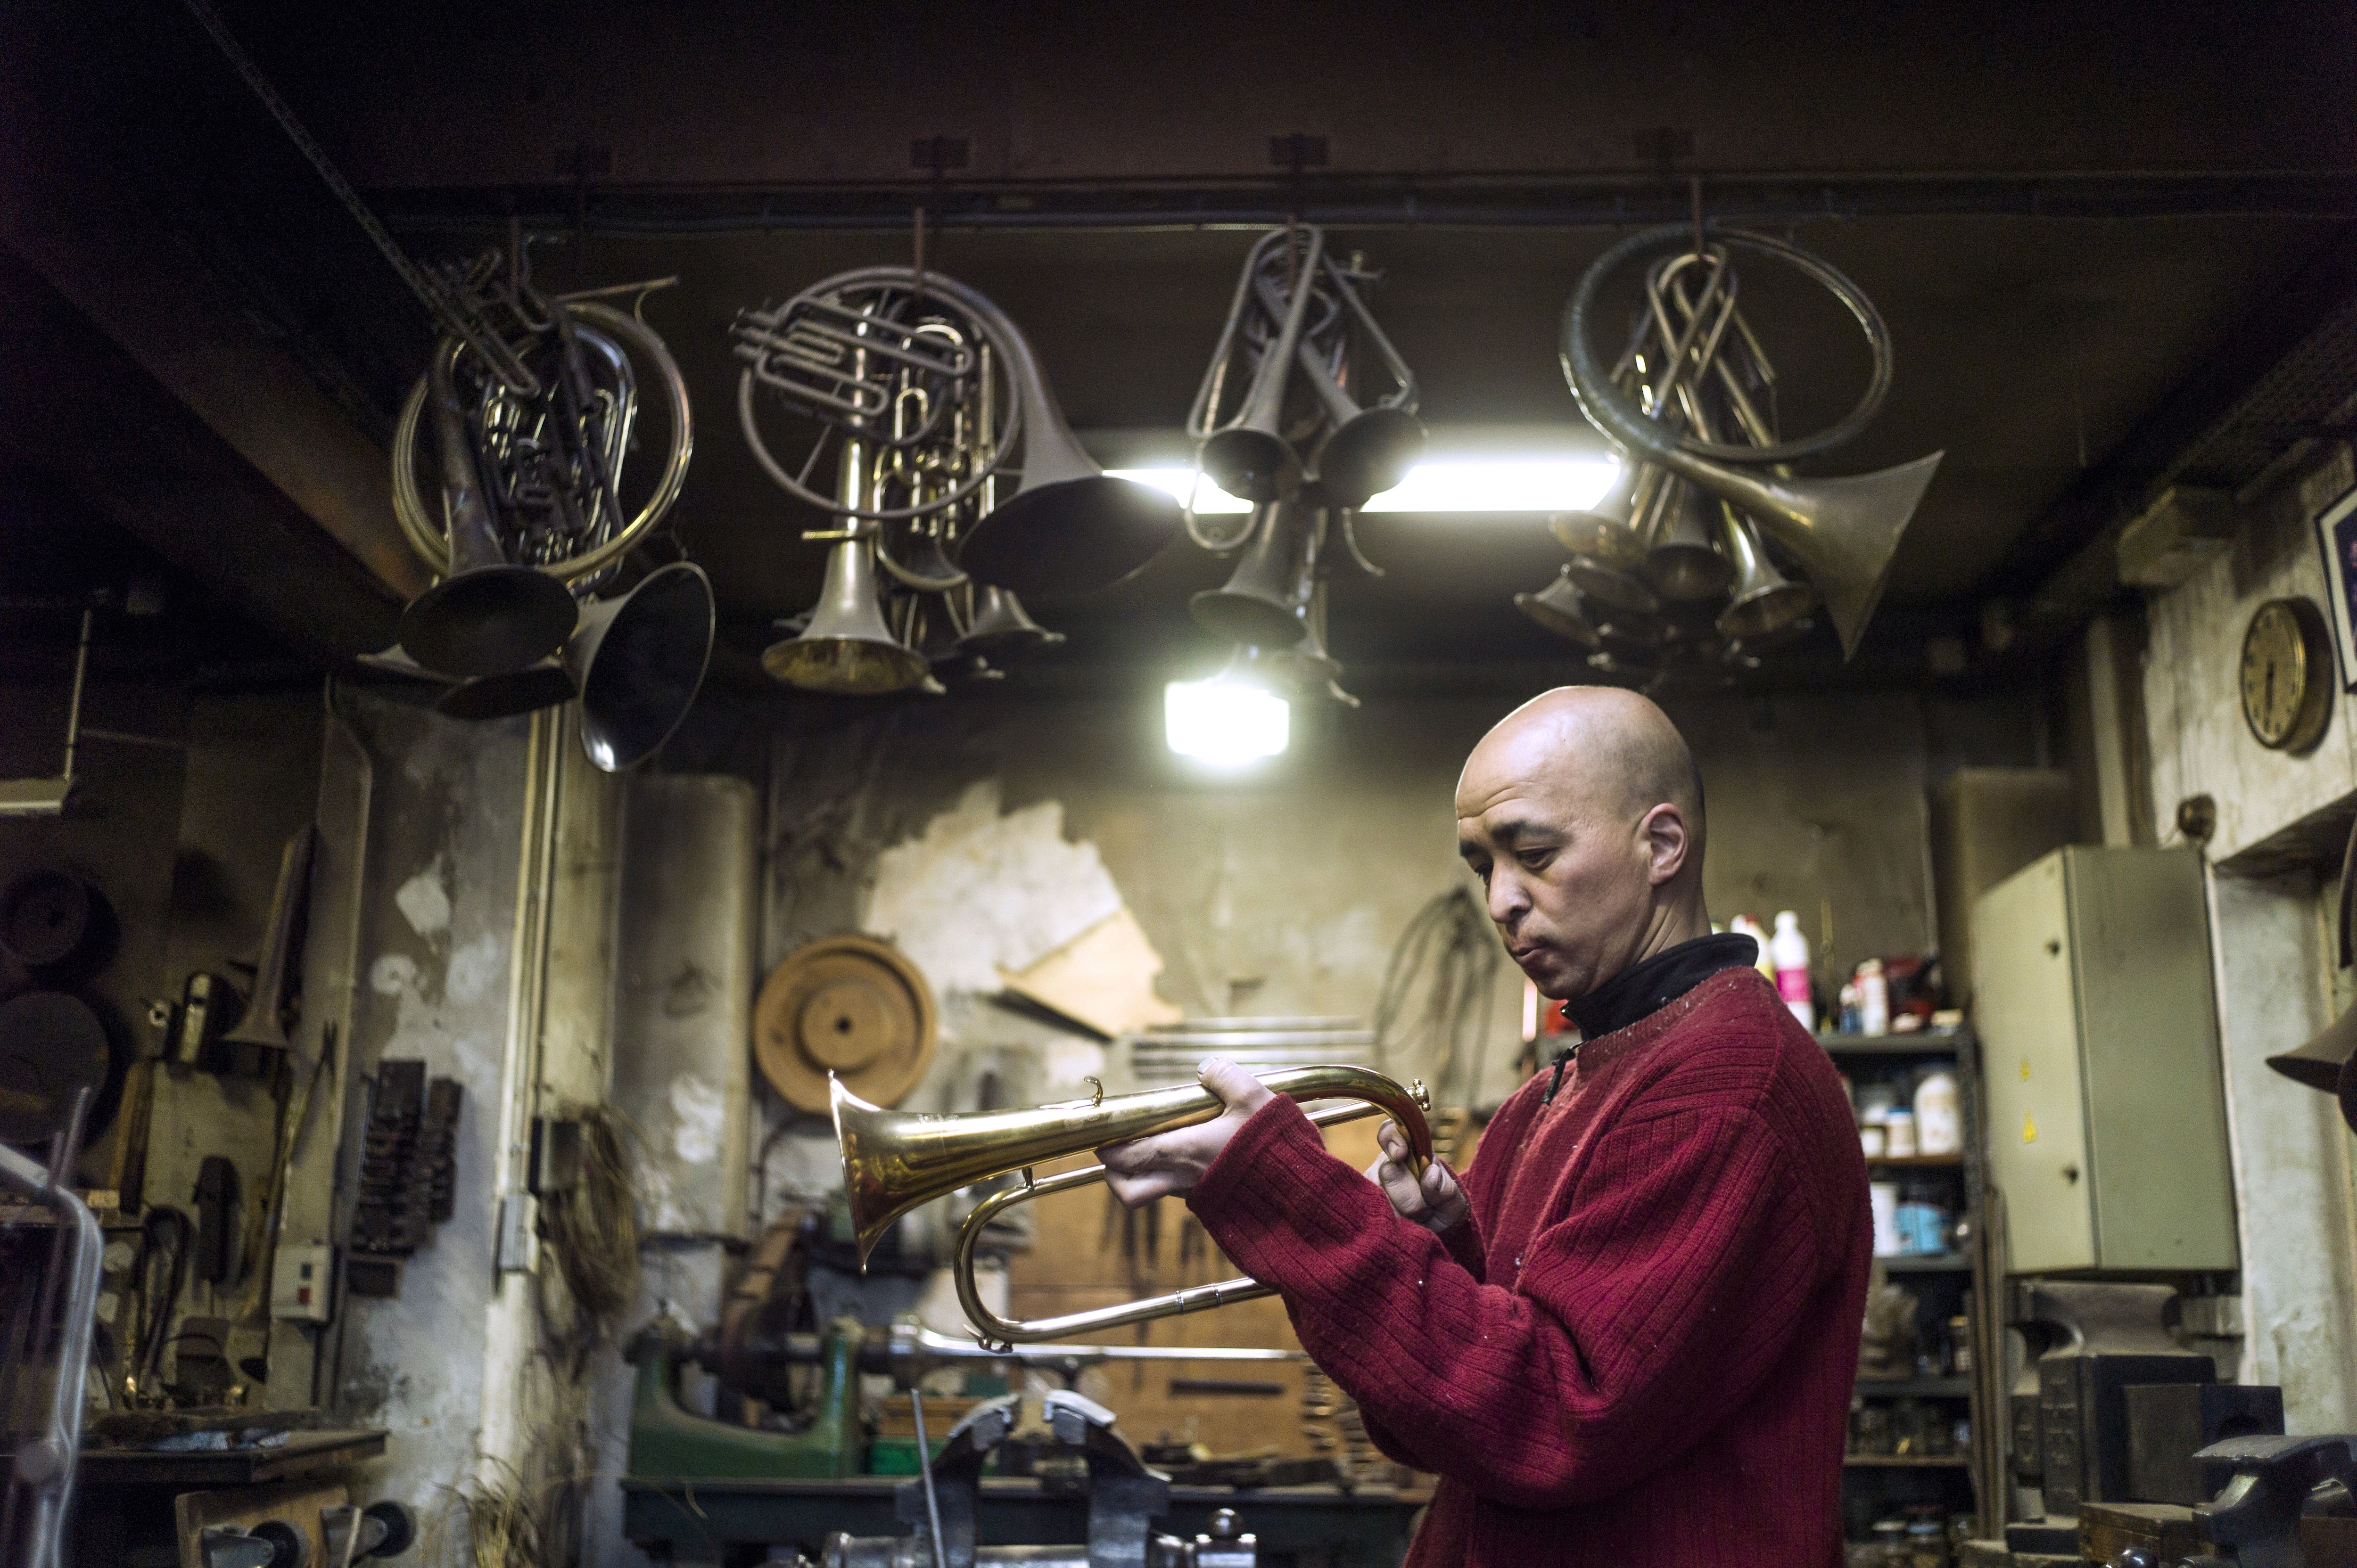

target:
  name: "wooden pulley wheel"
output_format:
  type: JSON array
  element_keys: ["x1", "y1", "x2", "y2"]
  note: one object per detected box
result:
[{"x1": 755, "y1": 935, "x2": 936, "y2": 1115}]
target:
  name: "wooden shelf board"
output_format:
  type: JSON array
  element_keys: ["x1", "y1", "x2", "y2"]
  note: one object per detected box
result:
[
  {"x1": 1855, "y1": 1378, "x2": 1971, "y2": 1398},
  {"x1": 1880, "y1": 1252, "x2": 1972, "y2": 1272},
  {"x1": 1845, "y1": 1454, "x2": 1970, "y2": 1468}
]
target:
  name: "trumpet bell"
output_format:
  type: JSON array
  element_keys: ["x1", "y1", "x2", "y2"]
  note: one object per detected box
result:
[
  {"x1": 1715, "y1": 512, "x2": 1820, "y2": 641},
  {"x1": 1642, "y1": 479, "x2": 1736, "y2": 602},
  {"x1": 1514, "y1": 573, "x2": 1602, "y2": 650},
  {"x1": 1315, "y1": 406, "x2": 1425, "y2": 509},
  {"x1": 438, "y1": 660, "x2": 577, "y2": 722},
  {"x1": 952, "y1": 585, "x2": 1064, "y2": 657},
  {"x1": 570, "y1": 562, "x2": 716, "y2": 772},
  {"x1": 1547, "y1": 463, "x2": 1647, "y2": 556},
  {"x1": 1199, "y1": 425, "x2": 1301, "y2": 506},
  {"x1": 833, "y1": 1062, "x2": 1432, "y2": 1270},
  {"x1": 1190, "y1": 502, "x2": 1314, "y2": 648},
  {"x1": 765, "y1": 539, "x2": 928, "y2": 695}
]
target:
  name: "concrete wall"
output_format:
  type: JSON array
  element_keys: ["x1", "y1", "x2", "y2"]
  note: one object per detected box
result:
[{"x1": 2137, "y1": 443, "x2": 2357, "y2": 1426}]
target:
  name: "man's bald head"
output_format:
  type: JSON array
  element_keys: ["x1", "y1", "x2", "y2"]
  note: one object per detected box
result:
[
  {"x1": 1461, "y1": 687, "x2": 1706, "y2": 861},
  {"x1": 1454, "y1": 686, "x2": 1713, "y2": 1000}
]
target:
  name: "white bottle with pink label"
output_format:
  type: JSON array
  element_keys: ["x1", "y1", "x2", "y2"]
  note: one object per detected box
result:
[{"x1": 1771, "y1": 910, "x2": 1815, "y2": 1032}]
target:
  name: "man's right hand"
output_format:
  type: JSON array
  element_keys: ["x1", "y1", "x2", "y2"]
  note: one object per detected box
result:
[{"x1": 1365, "y1": 1120, "x2": 1470, "y2": 1235}]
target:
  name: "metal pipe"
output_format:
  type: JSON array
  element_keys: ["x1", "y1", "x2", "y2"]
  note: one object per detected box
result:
[
  {"x1": 907, "y1": 1388, "x2": 948, "y2": 1568},
  {"x1": 0, "y1": 1106, "x2": 105, "y2": 1568},
  {"x1": 374, "y1": 169, "x2": 2357, "y2": 238}
]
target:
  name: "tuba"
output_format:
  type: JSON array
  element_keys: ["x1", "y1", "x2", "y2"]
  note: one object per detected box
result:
[
  {"x1": 390, "y1": 254, "x2": 693, "y2": 673},
  {"x1": 1558, "y1": 224, "x2": 1941, "y2": 661},
  {"x1": 834, "y1": 1065, "x2": 1430, "y2": 1346}
]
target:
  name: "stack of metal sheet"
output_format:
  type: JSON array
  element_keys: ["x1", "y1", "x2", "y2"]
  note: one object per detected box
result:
[{"x1": 1123, "y1": 1018, "x2": 1376, "y2": 1084}]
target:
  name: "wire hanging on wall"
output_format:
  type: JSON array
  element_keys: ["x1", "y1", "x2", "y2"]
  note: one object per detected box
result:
[{"x1": 1373, "y1": 888, "x2": 1500, "y2": 1159}]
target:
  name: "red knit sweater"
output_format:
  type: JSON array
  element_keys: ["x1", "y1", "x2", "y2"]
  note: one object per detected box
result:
[{"x1": 1188, "y1": 967, "x2": 1871, "y2": 1567}]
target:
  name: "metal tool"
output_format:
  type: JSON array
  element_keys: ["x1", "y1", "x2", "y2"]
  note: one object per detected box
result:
[
  {"x1": 0, "y1": 1092, "x2": 103, "y2": 1568},
  {"x1": 1559, "y1": 222, "x2": 1942, "y2": 661},
  {"x1": 834, "y1": 1065, "x2": 1429, "y2": 1345},
  {"x1": 220, "y1": 827, "x2": 317, "y2": 1074},
  {"x1": 820, "y1": 1391, "x2": 1258, "y2": 1568}
]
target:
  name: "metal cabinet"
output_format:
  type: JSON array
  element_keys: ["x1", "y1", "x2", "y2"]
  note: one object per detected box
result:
[{"x1": 1972, "y1": 847, "x2": 2236, "y2": 1274}]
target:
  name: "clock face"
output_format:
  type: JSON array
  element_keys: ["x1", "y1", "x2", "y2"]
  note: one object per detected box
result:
[{"x1": 2241, "y1": 598, "x2": 2333, "y2": 753}]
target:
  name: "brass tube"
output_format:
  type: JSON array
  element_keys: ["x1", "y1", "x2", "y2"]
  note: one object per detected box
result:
[{"x1": 833, "y1": 1066, "x2": 1431, "y2": 1347}]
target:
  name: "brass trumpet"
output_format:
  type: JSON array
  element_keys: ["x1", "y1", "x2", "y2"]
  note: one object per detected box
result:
[{"x1": 833, "y1": 1065, "x2": 1431, "y2": 1347}]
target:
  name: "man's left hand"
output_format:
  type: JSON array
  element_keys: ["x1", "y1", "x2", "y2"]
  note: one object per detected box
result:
[{"x1": 1099, "y1": 1057, "x2": 1271, "y2": 1206}]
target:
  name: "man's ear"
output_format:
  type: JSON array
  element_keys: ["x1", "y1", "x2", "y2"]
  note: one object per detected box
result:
[{"x1": 1639, "y1": 803, "x2": 1690, "y2": 886}]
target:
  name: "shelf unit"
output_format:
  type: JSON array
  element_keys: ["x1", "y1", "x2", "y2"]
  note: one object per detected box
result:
[{"x1": 1823, "y1": 1026, "x2": 1996, "y2": 1539}]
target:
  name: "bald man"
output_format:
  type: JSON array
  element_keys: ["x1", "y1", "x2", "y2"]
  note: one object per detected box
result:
[{"x1": 1103, "y1": 688, "x2": 1871, "y2": 1567}]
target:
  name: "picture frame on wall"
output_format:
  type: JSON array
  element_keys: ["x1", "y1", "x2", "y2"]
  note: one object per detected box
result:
[{"x1": 2315, "y1": 484, "x2": 2357, "y2": 691}]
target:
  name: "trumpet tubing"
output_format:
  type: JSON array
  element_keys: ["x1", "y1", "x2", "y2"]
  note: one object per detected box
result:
[{"x1": 833, "y1": 1064, "x2": 1431, "y2": 1345}]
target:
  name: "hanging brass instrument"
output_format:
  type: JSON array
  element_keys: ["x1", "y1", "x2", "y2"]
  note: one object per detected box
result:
[
  {"x1": 1188, "y1": 227, "x2": 1425, "y2": 510},
  {"x1": 1560, "y1": 224, "x2": 1941, "y2": 661},
  {"x1": 392, "y1": 261, "x2": 693, "y2": 676},
  {"x1": 833, "y1": 1064, "x2": 1430, "y2": 1346}
]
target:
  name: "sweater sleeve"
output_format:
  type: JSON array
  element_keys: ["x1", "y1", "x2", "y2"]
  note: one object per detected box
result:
[{"x1": 1188, "y1": 1093, "x2": 1822, "y2": 1509}]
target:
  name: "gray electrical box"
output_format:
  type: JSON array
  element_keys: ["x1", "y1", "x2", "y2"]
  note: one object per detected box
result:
[{"x1": 1973, "y1": 846, "x2": 2237, "y2": 1273}]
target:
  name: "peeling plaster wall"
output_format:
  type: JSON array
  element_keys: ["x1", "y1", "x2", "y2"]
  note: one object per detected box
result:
[
  {"x1": 326, "y1": 691, "x2": 535, "y2": 1536},
  {"x1": 2138, "y1": 445, "x2": 2357, "y2": 1424}
]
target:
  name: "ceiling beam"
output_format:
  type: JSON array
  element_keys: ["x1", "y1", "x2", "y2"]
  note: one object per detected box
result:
[
  {"x1": 0, "y1": 13, "x2": 427, "y2": 612},
  {"x1": 1989, "y1": 225, "x2": 2357, "y2": 653},
  {"x1": 374, "y1": 169, "x2": 2357, "y2": 238}
]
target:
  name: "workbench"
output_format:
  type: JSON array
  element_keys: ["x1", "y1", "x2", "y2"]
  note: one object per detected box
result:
[{"x1": 619, "y1": 1475, "x2": 1426, "y2": 1566}]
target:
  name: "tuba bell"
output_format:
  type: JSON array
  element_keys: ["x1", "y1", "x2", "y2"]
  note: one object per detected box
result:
[{"x1": 396, "y1": 341, "x2": 580, "y2": 677}]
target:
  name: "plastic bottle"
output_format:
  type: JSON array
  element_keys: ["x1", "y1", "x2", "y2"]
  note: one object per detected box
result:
[
  {"x1": 1913, "y1": 1067, "x2": 1962, "y2": 1156},
  {"x1": 1771, "y1": 911, "x2": 1815, "y2": 1031},
  {"x1": 1857, "y1": 957, "x2": 1890, "y2": 1036},
  {"x1": 1729, "y1": 914, "x2": 1772, "y2": 978}
]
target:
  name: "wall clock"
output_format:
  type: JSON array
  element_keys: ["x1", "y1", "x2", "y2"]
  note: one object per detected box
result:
[{"x1": 2241, "y1": 597, "x2": 2334, "y2": 753}]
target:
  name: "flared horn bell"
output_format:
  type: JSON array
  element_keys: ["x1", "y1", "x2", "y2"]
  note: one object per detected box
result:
[
  {"x1": 355, "y1": 644, "x2": 577, "y2": 722},
  {"x1": 1738, "y1": 455, "x2": 1941, "y2": 661},
  {"x1": 923, "y1": 276, "x2": 1182, "y2": 598},
  {"x1": 398, "y1": 348, "x2": 580, "y2": 678},
  {"x1": 952, "y1": 585, "x2": 1065, "y2": 658},
  {"x1": 567, "y1": 562, "x2": 715, "y2": 772},
  {"x1": 1515, "y1": 571, "x2": 1602, "y2": 650},
  {"x1": 1190, "y1": 502, "x2": 1314, "y2": 648},
  {"x1": 1715, "y1": 512, "x2": 1819, "y2": 640},
  {"x1": 1642, "y1": 478, "x2": 1737, "y2": 602},
  {"x1": 765, "y1": 538, "x2": 929, "y2": 696},
  {"x1": 1548, "y1": 461, "x2": 1647, "y2": 555}
]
